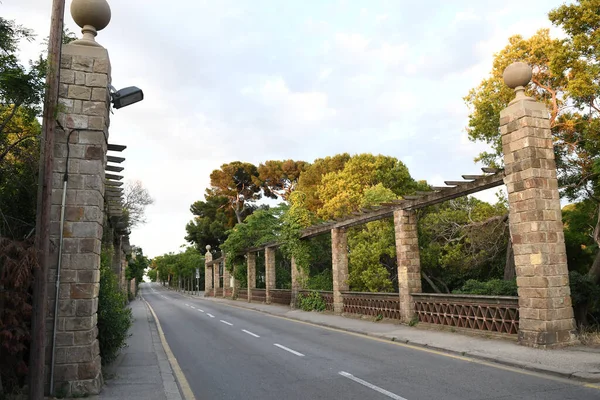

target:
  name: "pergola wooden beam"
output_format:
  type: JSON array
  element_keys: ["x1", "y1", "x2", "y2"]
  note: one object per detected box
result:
[
  {"x1": 105, "y1": 173, "x2": 123, "y2": 181},
  {"x1": 107, "y1": 155, "x2": 125, "y2": 163},
  {"x1": 106, "y1": 164, "x2": 124, "y2": 172},
  {"x1": 107, "y1": 144, "x2": 127, "y2": 152}
]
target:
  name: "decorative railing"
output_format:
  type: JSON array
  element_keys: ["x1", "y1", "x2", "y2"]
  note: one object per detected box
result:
[
  {"x1": 298, "y1": 290, "x2": 334, "y2": 312},
  {"x1": 224, "y1": 287, "x2": 233, "y2": 298},
  {"x1": 270, "y1": 289, "x2": 291, "y2": 305},
  {"x1": 341, "y1": 291, "x2": 401, "y2": 319},
  {"x1": 412, "y1": 293, "x2": 519, "y2": 334},
  {"x1": 214, "y1": 288, "x2": 223, "y2": 297},
  {"x1": 251, "y1": 288, "x2": 266, "y2": 303}
]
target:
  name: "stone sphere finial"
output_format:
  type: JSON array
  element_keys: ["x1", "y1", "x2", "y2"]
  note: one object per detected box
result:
[
  {"x1": 70, "y1": 0, "x2": 112, "y2": 47},
  {"x1": 503, "y1": 62, "x2": 532, "y2": 89},
  {"x1": 206, "y1": 245, "x2": 211, "y2": 251}
]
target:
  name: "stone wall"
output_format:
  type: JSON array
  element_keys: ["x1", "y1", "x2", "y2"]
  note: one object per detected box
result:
[
  {"x1": 47, "y1": 43, "x2": 111, "y2": 395},
  {"x1": 247, "y1": 252, "x2": 256, "y2": 302}
]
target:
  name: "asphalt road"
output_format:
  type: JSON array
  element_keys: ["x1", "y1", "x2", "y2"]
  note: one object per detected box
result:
[{"x1": 141, "y1": 283, "x2": 599, "y2": 400}]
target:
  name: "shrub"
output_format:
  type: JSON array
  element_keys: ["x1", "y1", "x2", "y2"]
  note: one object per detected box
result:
[
  {"x1": 297, "y1": 291, "x2": 326, "y2": 312},
  {"x1": 453, "y1": 279, "x2": 518, "y2": 296},
  {"x1": 97, "y1": 263, "x2": 132, "y2": 365}
]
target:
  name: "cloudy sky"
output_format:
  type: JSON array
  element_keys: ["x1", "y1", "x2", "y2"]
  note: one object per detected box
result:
[{"x1": 5, "y1": 0, "x2": 566, "y2": 257}]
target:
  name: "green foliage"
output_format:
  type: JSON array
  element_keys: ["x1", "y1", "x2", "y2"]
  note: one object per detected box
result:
[
  {"x1": 306, "y1": 270, "x2": 333, "y2": 291},
  {"x1": 146, "y1": 268, "x2": 158, "y2": 282},
  {"x1": 569, "y1": 271, "x2": 600, "y2": 308},
  {"x1": 126, "y1": 247, "x2": 149, "y2": 294},
  {"x1": 210, "y1": 161, "x2": 263, "y2": 223},
  {"x1": 98, "y1": 249, "x2": 132, "y2": 365},
  {"x1": 256, "y1": 159, "x2": 309, "y2": 201},
  {"x1": 185, "y1": 194, "x2": 240, "y2": 251},
  {"x1": 316, "y1": 154, "x2": 424, "y2": 220},
  {"x1": 152, "y1": 247, "x2": 204, "y2": 289},
  {"x1": 297, "y1": 291, "x2": 326, "y2": 312},
  {"x1": 562, "y1": 201, "x2": 597, "y2": 274},
  {"x1": 453, "y1": 279, "x2": 518, "y2": 296},
  {"x1": 419, "y1": 197, "x2": 509, "y2": 291}
]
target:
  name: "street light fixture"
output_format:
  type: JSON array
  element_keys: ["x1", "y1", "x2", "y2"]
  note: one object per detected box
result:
[{"x1": 110, "y1": 85, "x2": 144, "y2": 109}]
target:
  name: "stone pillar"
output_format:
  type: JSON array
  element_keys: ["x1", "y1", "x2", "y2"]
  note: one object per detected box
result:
[
  {"x1": 247, "y1": 252, "x2": 256, "y2": 302},
  {"x1": 213, "y1": 258, "x2": 221, "y2": 291},
  {"x1": 331, "y1": 228, "x2": 349, "y2": 314},
  {"x1": 290, "y1": 256, "x2": 308, "y2": 308},
  {"x1": 500, "y1": 62, "x2": 576, "y2": 348},
  {"x1": 394, "y1": 209, "x2": 422, "y2": 323},
  {"x1": 204, "y1": 248, "x2": 212, "y2": 296},
  {"x1": 222, "y1": 259, "x2": 230, "y2": 298},
  {"x1": 47, "y1": 4, "x2": 113, "y2": 392},
  {"x1": 265, "y1": 247, "x2": 276, "y2": 304}
]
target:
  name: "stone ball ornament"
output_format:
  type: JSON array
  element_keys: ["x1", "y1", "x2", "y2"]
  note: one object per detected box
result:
[
  {"x1": 70, "y1": 0, "x2": 112, "y2": 46},
  {"x1": 503, "y1": 62, "x2": 532, "y2": 89}
]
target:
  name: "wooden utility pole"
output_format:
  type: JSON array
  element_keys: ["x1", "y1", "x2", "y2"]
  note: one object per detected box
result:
[{"x1": 30, "y1": 0, "x2": 65, "y2": 398}]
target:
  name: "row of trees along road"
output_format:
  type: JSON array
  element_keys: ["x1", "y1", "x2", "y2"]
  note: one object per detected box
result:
[
  {"x1": 0, "y1": 17, "x2": 155, "y2": 395},
  {"x1": 150, "y1": 0, "x2": 600, "y2": 329}
]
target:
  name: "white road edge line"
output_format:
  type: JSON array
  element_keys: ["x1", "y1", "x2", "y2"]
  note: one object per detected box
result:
[
  {"x1": 273, "y1": 343, "x2": 304, "y2": 357},
  {"x1": 220, "y1": 320, "x2": 233, "y2": 326},
  {"x1": 242, "y1": 329, "x2": 260, "y2": 338},
  {"x1": 338, "y1": 371, "x2": 407, "y2": 400},
  {"x1": 207, "y1": 313, "x2": 215, "y2": 318}
]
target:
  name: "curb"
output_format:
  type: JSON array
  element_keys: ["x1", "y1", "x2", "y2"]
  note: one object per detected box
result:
[{"x1": 142, "y1": 297, "x2": 196, "y2": 400}]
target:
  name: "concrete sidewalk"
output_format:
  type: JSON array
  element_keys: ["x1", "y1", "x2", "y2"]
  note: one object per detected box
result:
[
  {"x1": 181, "y1": 291, "x2": 600, "y2": 383},
  {"x1": 98, "y1": 299, "x2": 183, "y2": 400}
]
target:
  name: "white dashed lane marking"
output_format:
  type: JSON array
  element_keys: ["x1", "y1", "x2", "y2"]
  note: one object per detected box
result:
[
  {"x1": 274, "y1": 344, "x2": 304, "y2": 357},
  {"x1": 339, "y1": 372, "x2": 406, "y2": 400},
  {"x1": 242, "y1": 329, "x2": 260, "y2": 338},
  {"x1": 220, "y1": 320, "x2": 233, "y2": 326},
  {"x1": 207, "y1": 313, "x2": 215, "y2": 318}
]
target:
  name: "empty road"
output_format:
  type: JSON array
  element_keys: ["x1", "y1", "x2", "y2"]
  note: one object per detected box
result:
[{"x1": 141, "y1": 283, "x2": 599, "y2": 400}]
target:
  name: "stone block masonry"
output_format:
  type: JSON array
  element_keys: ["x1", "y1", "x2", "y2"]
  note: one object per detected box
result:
[
  {"x1": 247, "y1": 252, "x2": 256, "y2": 302},
  {"x1": 265, "y1": 247, "x2": 276, "y2": 304},
  {"x1": 393, "y1": 209, "x2": 422, "y2": 323},
  {"x1": 500, "y1": 64, "x2": 577, "y2": 348},
  {"x1": 331, "y1": 228, "x2": 349, "y2": 314},
  {"x1": 47, "y1": 44, "x2": 111, "y2": 396}
]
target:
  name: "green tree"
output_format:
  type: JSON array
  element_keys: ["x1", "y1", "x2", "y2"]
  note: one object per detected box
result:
[
  {"x1": 126, "y1": 247, "x2": 150, "y2": 293},
  {"x1": 210, "y1": 161, "x2": 263, "y2": 223},
  {"x1": 185, "y1": 193, "x2": 239, "y2": 251},
  {"x1": 316, "y1": 154, "x2": 426, "y2": 220},
  {"x1": 255, "y1": 159, "x2": 309, "y2": 201}
]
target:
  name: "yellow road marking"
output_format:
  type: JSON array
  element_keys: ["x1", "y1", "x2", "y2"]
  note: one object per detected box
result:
[
  {"x1": 202, "y1": 298, "x2": 600, "y2": 391},
  {"x1": 144, "y1": 298, "x2": 196, "y2": 400}
]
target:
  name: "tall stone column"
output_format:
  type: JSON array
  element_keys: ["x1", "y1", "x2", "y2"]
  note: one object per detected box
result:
[
  {"x1": 247, "y1": 252, "x2": 256, "y2": 302},
  {"x1": 394, "y1": 209, "x2": 422, "y2": 323},
  {"x1": 204, "y1": 247, "x2": 212, "y2": 296},
  {"x1": 265, "y1": 247, "x2": 276, "y2": 304},
  {"x1": 213, "y1": 258, "x2": 221, "y2": 290},
  {"x1": 290, "y1": 256, "x2": 308, "y2": 308},
  {"x1": 501, "y1": 62, "x2": 576, "y2": 347},
  {"x1": 331, "y1": 228, "x2": 349, "y2": 314},
  {"x1": 46, "y1": 1, "x2": 113, "y2": 395},
  {"x1": 222, "y1": 259, "x2": 230, "y2": 298}
]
